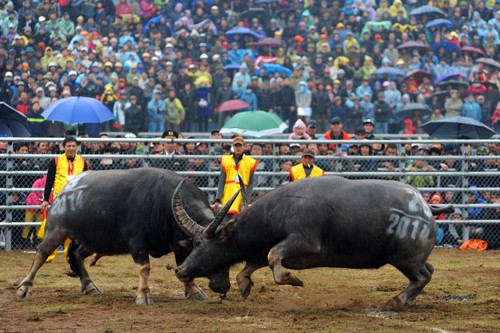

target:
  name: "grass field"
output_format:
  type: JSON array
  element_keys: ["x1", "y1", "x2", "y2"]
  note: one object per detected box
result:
[{"x1": 0, "y1": 249, "x2": 499, "y2": 333}]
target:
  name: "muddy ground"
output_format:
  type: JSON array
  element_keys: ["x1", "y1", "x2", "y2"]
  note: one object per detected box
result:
[{"x1": 0, "y1": 249, "x2": 499, "y2": 333}]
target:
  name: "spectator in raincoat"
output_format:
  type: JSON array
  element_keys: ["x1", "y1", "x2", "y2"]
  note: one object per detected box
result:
[
  {"x1": 241, "y1": 87, "x2": 258, "y2": 111},
  {"x1": 232, "y1": 62, "x2": 251, "y2": 91},
  {"x1": 147, "y1": 90, "x2": 166, "y2": 133},
  {"x1": 164, "y1": 88, "x2": 185, "y2": 132},
  {"x1": 194, "y1": 82, "x2": 215, "y2": 132},
  {"x1": 461, "y1": 94, "x2": 482, "y2": 121}
]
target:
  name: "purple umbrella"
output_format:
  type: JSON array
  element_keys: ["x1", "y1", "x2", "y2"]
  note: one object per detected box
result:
[{"x1": 434, "y1": 72, "x2": 462, "y2": 85}]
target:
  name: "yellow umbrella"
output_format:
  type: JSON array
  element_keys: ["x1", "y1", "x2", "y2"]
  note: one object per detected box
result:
[{"x1": 333, "y1": 56, "x2": 350, "y2": 69}]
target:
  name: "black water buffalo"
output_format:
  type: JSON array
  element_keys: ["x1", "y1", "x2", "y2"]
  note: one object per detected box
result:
[
  {"x1": 172, "y1": 176, "x2": 453, "y2": 310},
  {"x1": 17, "y1": 168, "x2": 238, "y2": 305}
]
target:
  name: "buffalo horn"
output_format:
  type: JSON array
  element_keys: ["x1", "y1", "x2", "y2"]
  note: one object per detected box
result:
[
  {"x1": 203, "y1": 188, "x2": 241, "y2": 238},
  {"x1": 238, "y1": 175, "x2": 249, "y2": 212},
  {"x1": 172, "y1": 178, "x2": 204, "y2": 237}
]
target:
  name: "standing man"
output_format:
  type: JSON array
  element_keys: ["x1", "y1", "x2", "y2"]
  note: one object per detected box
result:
[
  {"x1": 289, "y1": 149, "x2": 325, "y2": 181},
  {"x1": 214, "y1": 136, "x2": 258, "y2": 216},
  {"x1": 40, "y1": 137, "x2": 89, "y2": 263}
]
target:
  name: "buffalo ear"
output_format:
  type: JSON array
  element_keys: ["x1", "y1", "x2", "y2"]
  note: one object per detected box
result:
[
  {"x1": 178, "y1": 239, "x2": 193, "y2": 248},
  {"x1": 221, "y1": 219, "x2": 237, "y2": 240}
]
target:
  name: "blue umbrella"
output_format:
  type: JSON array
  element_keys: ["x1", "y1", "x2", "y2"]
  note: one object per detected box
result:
[
  {"x1": 255, "y1": 0, "x2": 279, "y2": 3},
  {"x1": 425, "y1": 19, "x2": 453, "y2": 30},
  {"x1": 143, "y1": 15, "x2": 173, "y2": 35},
  {"x1": 41, "y1": 97, "x2": 115, "y2": 124},
  {"x1": 373, "y1": 67, "x2": 406, "y2": 77},
  {"x1": 432, "y1": 41, "x2": 461, "y2": 54},
  {"x1": 434, "y1": 72, "x2": 462, "y2": 85},
  {"x1": 257, "y1": 64, "x2": 292, "y2": 77},
  {"x1": 225, "y1": 28, "x2": 260, "y2": 42},
  {"x1": 421, "y1": 116, "x2": 497, "y2": 139},
  {"x1": 410, "y1": 5, "x2": 446, "y2": 18},
  {"x1": 119, "y1": 35, "x2": 136, "y2": 48},
  {"x1": 0, "y1": 102, "x2": 31, "y2": 137},
  {"x1": 224, "y1": 64, "x2": 241, "y2": 76}
]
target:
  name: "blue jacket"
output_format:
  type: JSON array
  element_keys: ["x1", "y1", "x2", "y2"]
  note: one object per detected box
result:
[{"x1": 461, "y1": 100, "x2": 482, "y2": 121}]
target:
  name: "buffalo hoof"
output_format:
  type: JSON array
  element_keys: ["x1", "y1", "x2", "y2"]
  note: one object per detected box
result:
[
  {"x1": 384, "y1": 297, "x2": 405, "y2": 311},
  {"x1": 82, "y1": 282, "x2": 102, "y2": 296},
  {"x1": 135, "y1": 297, "x2": 154, "y2": 305},
  {"x1": 16, "y1": 284, "x2": 32, "y2": 299},
  {"x1": 187, "y1": 290, "x2": 208, "y2": 301},
  {"x1": 283, "y1": 271, "x2": 303, "y2": 287},
  {"x1": 237, "y1": 277, "x2": 254, "y2": 299},
  {"x1": 135, "y1": 290, "x2": 154, "y2": 305}
]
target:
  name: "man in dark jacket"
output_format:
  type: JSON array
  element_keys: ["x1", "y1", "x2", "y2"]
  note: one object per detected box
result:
[
  {"x1": 311, "y1": 82, "x2": 330, "y2": 132},
  {"x1": 276, "y1": 78, "x2": 296, "y2": 129},
  {"x1": 373, "y1": 92, "x2": 391, "y2": 134}
]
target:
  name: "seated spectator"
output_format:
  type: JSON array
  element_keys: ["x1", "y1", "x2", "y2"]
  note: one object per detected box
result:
[{"x1": 288, "y1": 119, "x2": 311, "y2": 140}]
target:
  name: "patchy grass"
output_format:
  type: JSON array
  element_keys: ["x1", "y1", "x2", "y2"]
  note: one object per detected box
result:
[{"x1": 0, "y1": 249, "x2": 499, "y2": 333}]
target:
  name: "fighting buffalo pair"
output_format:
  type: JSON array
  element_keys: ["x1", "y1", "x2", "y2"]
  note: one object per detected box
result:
[{"x1": 17, "y1": 168, "x2": 452, "y2": 309}]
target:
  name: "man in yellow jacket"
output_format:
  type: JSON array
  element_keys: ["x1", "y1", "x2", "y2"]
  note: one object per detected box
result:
[
  {"x1": 40, "y1": 137, "x2": 89, "y2": 263},
  {"x1": 214, "y1": 136, "x2": 258, "y2": 215},
  {"x1": 289, "y1": 149, "x2": 324, "y2": 181}
]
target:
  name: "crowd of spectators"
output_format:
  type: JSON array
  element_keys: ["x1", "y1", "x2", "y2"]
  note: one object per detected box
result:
[
  {"x1": 0, "y1": 0, "x2": 499, "y2": 138},
  {"x1": 0, "y1": 0, "x2": 500, "y2": 249}
]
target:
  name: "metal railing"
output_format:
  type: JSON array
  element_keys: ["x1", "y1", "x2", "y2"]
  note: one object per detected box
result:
[{"x1": 0, "y1": 137, "x2": 499, "y2": 251}]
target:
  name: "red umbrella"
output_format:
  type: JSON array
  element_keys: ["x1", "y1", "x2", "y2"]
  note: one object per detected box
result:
[
  {"x1": 215, "y1": 100, "x2": 250, "y2": 113},
  {"x1": 255, "y1": 38, "x2": 283, "y2": 48},
  {"x1": 461, "y1": 46, "x2": 486, "y2": 57}
]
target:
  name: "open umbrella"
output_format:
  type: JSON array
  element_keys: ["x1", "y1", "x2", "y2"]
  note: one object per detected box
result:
[
  {"x1": 461, "y1": 46, "x2": 486, "y2": 57},
  {"x1": 434, "y1": 72, "x2": 462, "y2": 85},
  {"x1": 425, "y1": 19, "x2": 453, "y2": 30},
  {"x1": 255, "y1": 38, "x2": 283, "y2": 48},
  {"x1": 225, "y1": 27, "x2": 261, "y2": 42},
  {"x1": 257, "y1": 64, "x2": 292, "y2": 77},
  {"x1": 406, "y1": 69, "x2": 433, "y2": 82},
  {"x1": 215, "y1": 100, "x2": 251, "y2": 113},
  {"x1": 431, "y1": 41, "x2": 461, "y2": 54},
  {"x1": 397, "y1": 41, "x2": 429, "y2": 51},
  {"x1": 224, "y1": 64, "x2": 241, "y2": 76},
  {"x1": 420, "y1": 116, "x2": 497, "y2": 139},
  {"x1": 41, "y1": 97, "x2": 115, "y2": 124},
  {"x1": 373, "y1": 67, "x2": 405, "y2": 77},
  {"x1": 436, "y1": 80, "x2": 469, "y2": 90},
  {"x1": 0, "y1": 102, "x2": 31, "y2": 137},
  {"x1": 410, "y1": 5, "x2": 446, "y2": 18},
  {"x1": 426, "y1": 91, "x2": 449, "y2": 104},
  {"x1": 395, "y1": 103, "x2": 433, "y2": 119},
  {"x1": 221, "y1": 111, "x2": 288, "y2": 137},
  {"x1": 476, "y1": 57, "x2": 500, "y2": 69}
]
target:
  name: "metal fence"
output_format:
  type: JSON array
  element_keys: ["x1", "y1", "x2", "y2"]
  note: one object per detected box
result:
[{"x1": 0, "y1": 137, "x2": 499, "y2": 251}]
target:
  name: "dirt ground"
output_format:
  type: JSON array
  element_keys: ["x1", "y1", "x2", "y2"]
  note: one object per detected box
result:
[{"x1": 0, "y1": 248, "x2": 499, "y2": 333}]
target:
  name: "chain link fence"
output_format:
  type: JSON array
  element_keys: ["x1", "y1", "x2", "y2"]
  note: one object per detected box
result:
[{"x1": 0, "y1": 138, "x2": 499, "y2": 251}]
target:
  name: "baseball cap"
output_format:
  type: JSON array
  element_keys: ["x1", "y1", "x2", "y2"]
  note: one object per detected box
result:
[
  {"x1": 330, "y1": 117, "x2": 342, "y2": 124},
  {"x1": 232, "y1": 136, "x2": 245, "y2": 145},
  {"x1": 162, "y1": 130, "x2": 179, "y2": 139},
  {"x1": 302, "y1": 149, "x2": 315, "y2": 158},
  {"x1": 308, "y1": 120, "x2": 318, "y2": 128}
]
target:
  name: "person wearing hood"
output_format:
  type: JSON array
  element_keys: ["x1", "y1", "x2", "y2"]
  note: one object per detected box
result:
[
  {"x1": 231, "y1": 62, "x2": 251, "y2": 92},
  {"x1": 36, "y1": 86, "x2": 51, "y2": 110},
  {"x1": 295, "y1": 81, "x2": 312, "y2": 123},
  {"x1": 241, "y1": 86, "x2": 258, "y2": 111},
  {"x1": 288, "y1": 119, "x2": 312, "y2": 140},
  {"x1": 461, "y1": 94, "x2": 482, "y2": 121},
  {"x1": 164, "y1": 89, "x2": 185, "y2": 132}
]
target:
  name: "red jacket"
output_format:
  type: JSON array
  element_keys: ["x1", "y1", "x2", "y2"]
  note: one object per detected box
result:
[{"x1": 323, "y1": 130, "x2": 351, "y2": 151}]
